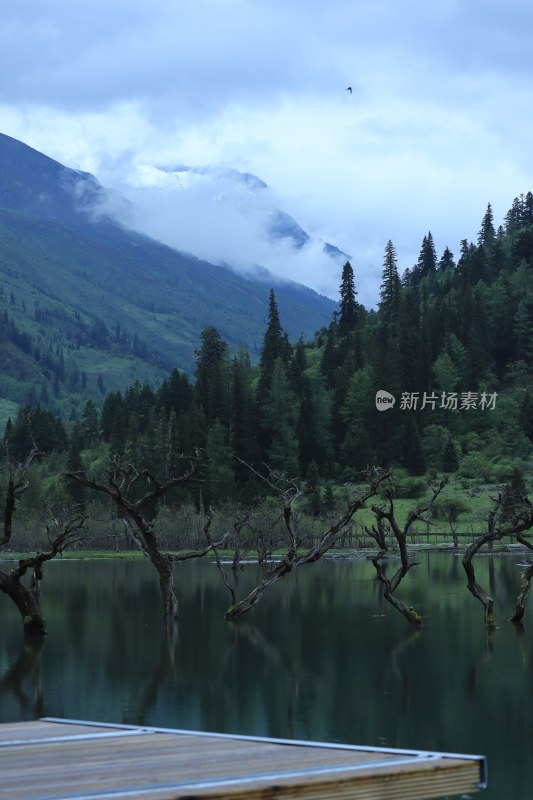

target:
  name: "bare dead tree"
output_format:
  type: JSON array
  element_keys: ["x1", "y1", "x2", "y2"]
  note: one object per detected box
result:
[
  {"x1": 1, "y1": 445, "x2": 87, "y2": 639},
  {"x1": 463, "y1": 494, "x2": 533, "y2": 628},
  {"x1": 365, "y1": 480, "x2": 446, "y2": 627},
  {"x1": 0, "y1": 510, "x2": 87, "y2": 639},
  {"x1": 510, "y1": 533, "x2": 533, "y2": 625},
  {"x1": 224, "y1": 466, "x2": 390, "y2": 620},
  {"x1": 205, "y1": 504, "x2": 264, "y2": 608},
  {"x1": 66, "y1": 456, "x2": 227, "y2": 624}
]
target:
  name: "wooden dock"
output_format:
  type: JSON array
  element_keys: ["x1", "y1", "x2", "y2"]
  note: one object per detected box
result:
[{"x1": 0, "y1": 718, "x2": 486, "y2": 800}]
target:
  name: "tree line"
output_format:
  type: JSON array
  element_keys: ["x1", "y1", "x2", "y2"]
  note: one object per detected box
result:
[
  {"x1": 4, "y1": 193, "x2": 532, "y2": 503},
  {"x1": 2, "y1": 191, "x2": 533, "y2": 639}
]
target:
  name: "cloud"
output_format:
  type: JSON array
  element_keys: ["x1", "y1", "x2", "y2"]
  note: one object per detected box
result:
[
  {"x1": 1, "y1": 0, "x2": 533, "y2": 307},
  {"x1": 100, "y1": 161, "x2": 348, "y2": 301}
]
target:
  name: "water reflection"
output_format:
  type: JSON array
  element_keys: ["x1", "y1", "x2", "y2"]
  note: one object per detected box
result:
[
  {"x1": 0, "y1": 554, "x2": 532, "y2": 798},
  {"x1": 0, "y1": 638, "x2": 44, "y2": 718}
]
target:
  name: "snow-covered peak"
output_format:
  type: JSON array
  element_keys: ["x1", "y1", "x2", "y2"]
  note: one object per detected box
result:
[{"x1": 104, "y1": 162, "x2": 348, "y2": 299}]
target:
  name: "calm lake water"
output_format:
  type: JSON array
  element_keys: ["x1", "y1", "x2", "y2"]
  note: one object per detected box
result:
[{"x1": 1, "y1": 553, "x2": 532, "y2": 799}]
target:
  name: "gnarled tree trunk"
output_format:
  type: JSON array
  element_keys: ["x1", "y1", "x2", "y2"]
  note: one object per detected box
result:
[
  {"x1": 463, "y1": 499, "x2": 533, "y2": 628},
  {"x1": 225, "y1": 470, "x2": 389, "y2": 620},
  {"x1": 68, "y1": 460, "x2": 226, "y2": 626},
  {"x1": 2, "y1": 446, "x2": 85, "y2": 639},
  {"x1": 365, "y1": 482, "x2": 445, "y2": 627},
  {"x1": 0, "y1": 571, "x2": 47, "y2": 638},
  {"x1": 509, "y1": 535, "x2": 533, "y2": 624}
]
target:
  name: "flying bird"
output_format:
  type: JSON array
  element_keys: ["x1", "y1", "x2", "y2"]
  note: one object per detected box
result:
[{"x1": 346, "y1": 86, "x2": 352, "y2": 94}]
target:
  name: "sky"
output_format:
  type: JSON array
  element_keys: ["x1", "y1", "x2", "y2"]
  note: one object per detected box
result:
[{"x1": 1, "y1": 0, "x2": 533, "y2": 306}]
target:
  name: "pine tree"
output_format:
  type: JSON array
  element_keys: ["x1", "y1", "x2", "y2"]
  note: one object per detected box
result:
[
  {"x1": 338, "y1": 261, "x2": 358, "y2": 336},
  {"x1": 194, "y1": 326, "x2": 229, "y2": 428},
  {"x1": 157, "y1": 369, "x2": 193, "y2": 415},
  {"x1": 437, "y1": 247, "x2": 455, "y2": 272},
  {"x1": 504, "y1": 196, "x2": 524, "y2": 237},
  {"x1": 261, "y1": 357, "x2": 299, "y2": 475},
  {"x1": 81, "y1": 399, "x2": 100, "y2": 445},
  {"x1": 478, "y1": 203, "x2": 496, "y2": 248},
  {"x1": 523, "y1": 191, "x2": 533, "y2": 227},
  {"x1": 413, "y1": 232, "x2": 437, "y2": 282},
  {"x1": 442, "y1": 437, "x2": 459, "y2": 472},
  {"x1": 379, "y1": 240, "x2": 401, "y2": 327},
  {"x1": 338, "y1": 366, "x2": 375, "y2": 471},
  {"x1": 257, "y1": 289, "x2": 290, "y2": 396}
]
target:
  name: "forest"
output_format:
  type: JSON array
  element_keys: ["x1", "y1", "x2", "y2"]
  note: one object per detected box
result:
[
  {"x1": 2, "y1": 193, "x2": 532, "y2": 495},
  {"x1": 1, "y1": 192, "x2": 533, "y2": 636}
]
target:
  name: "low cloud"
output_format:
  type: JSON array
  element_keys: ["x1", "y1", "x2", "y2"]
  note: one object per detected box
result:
[{"x1": 102, "y1": 162, "x2": 348, "y2": 301}]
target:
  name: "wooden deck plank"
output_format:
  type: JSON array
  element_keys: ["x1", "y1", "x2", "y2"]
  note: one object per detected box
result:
[
  {"x1": 0, "y1": 720, "x2": 133, "y2": 744},
  {"x1": 0, "y1": 719, "x2": 486, "y2": 800}
]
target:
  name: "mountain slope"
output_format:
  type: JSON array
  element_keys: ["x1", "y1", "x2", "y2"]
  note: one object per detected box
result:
[{"x1": 0, "y1": 133, "x2": 336, "y2": 417}]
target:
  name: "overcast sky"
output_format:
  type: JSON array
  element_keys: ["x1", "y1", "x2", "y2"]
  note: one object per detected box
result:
[{"x1": 1, "y1": 0, "x2": 532, "y2": 305}]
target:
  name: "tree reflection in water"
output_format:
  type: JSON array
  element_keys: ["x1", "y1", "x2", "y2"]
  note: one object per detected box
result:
[{"x1": 0, "y1": 555, "x2": 532, "y2": 800}]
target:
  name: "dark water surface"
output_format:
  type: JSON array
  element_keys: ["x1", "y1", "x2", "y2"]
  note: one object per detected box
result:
[{"x1": 1, "y1": 553, "x2": 532, "y2": 799}]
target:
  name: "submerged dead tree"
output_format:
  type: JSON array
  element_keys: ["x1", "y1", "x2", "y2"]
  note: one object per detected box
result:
[
  {"x1": 510, "y1": 533, "x2": 533, "y2": 624},
  {"x1": 67, "y1": 457, "x2": 227, "y2": 624},
  {"x1": 463, "y1": 494, "x2": 533, "y2": 628},
  {"x1": 225, "y1": 466, "x2": 390, "y2": 620},
  {"x1": 1, "y1": 447, "x2": 86, "y2": 639},
  {"x1": 366, "y1": 480, "x2": 445, "y2": 628}
]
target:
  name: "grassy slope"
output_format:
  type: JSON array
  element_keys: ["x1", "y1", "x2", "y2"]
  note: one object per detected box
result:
[{"x1": 0, "y1": 206, "x2": 335, "y2": 414}]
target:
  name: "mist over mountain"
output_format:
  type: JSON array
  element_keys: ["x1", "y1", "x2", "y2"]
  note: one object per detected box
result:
[
  {"x1": 0, "y1": 132, "x2": 337, "y2": 419},
  {"x1": 100, "y1": 162, "x2": 348, "y2": 298}
]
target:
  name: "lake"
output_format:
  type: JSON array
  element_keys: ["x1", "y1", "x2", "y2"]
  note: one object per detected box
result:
[{"x1": 1, "y1": 553, "x2": 532, "y2": 799}]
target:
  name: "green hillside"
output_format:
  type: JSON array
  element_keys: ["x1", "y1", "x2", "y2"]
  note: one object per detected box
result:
[{"x1": 0, "y1": 133, "x2": 336, "y2": 421}]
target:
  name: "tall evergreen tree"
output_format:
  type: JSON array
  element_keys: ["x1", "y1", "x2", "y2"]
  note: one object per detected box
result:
[
  {"x1": 437, "y1": 247, "x2": 455, "y2": 272},
  {"x1": 523, "y1": 191, "x2": 533, "y2": 227},
  {"x1": 414, "y1": 232, "x2": 437, "y2": 283},
  {"x1": 194, "y1": 326, "x2": 229, "y2": 428},
  {"x1": 379, "y1": 240, "x2": 401, "y2": 328},
  {"x1": 442, "y1": 437, "x2": 459, "y2": 473},
  {"x1": 257, "y1": 289, "x2": 290, "y2": 396},
  {"x1": 504, "y1": 196, "x2": 524, "y2": 237},
  {"x1": 261, "y1": 357, "x2": 299, "y2": 475},
  {"x1": 339, "y1": 366, "x2": 375, "y2": 472},
  {"x1": 81, "y1": 399, "x2": 100, "y2": 446},
  {"x1": 157, "y1": 368, "x2": 193, "y2": 415},
  {"x1": 478, "y1": 203, "x2": 496, "y2": 248},
  {"x1": 338, "y1": 261, "x2": 358, "y2": 336}
]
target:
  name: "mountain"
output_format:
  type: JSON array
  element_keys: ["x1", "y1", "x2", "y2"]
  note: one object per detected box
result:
[
  {"x1": 0, "y1": 133, "x2": 337, "y2": 421},
  {"x1": 125, "y1": 162, "x2": 348, "y2": 259}
]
